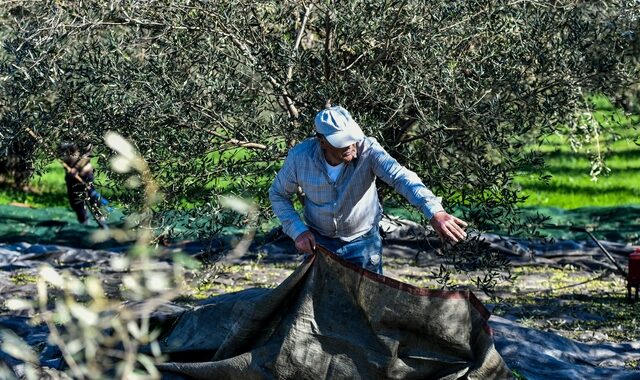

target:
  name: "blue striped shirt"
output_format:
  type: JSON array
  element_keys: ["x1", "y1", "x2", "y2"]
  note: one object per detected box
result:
[{"x1": 269, "y1": 137, "x2": 444, "y2": 241}]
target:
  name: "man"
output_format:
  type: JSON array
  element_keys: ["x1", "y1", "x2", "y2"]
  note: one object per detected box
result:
[
  {"x1": 59, "y1": 142, "x2": 109, "y2": 229},
  {"x1": 269, "y1": 105, "x2": 467, "y2": 274}
]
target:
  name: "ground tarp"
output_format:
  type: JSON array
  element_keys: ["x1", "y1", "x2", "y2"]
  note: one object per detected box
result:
[
  {"x1": 2, "y1": 240, "x2": 640, "y2": 378},
  {"x1": 156, "y1": 246, "x2": 510, "y2": 380},
  {"x1": 491, "y1": 316, "x2": 640, "y2": 380}
]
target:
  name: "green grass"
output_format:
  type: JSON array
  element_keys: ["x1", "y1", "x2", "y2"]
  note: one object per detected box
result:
[
  {"x1": 0, "y1": 161, "x2": 67, "y2": 207},
  {"x1": 516, "y1": 98, "x2": 640, "y2": 209},
  {"x1": 0, "y1": 160, "x2": 106, "y2": 208},
  {"x1": 516, "y1": 139, "x2": 640, "y2": 208},
  {"x1": 0, "y1": 157, "x2": 118, "y2": 208}
]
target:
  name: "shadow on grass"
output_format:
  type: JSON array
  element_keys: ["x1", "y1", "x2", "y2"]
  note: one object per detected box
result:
[
  {"x1": 0, "y1": 185, "x2": 68, "y2": 207},
  {"x1": 521, "y1": 182, "x2": 640, "y2": 196},
  {"x1": 0, "y1": 204, "x2": 127, "y2": 249},
  {"x1": 539, "y1": 148, "x2": 640, "y2": 161},
  {"x1": 528, "y1": 166, "x2": 640, "y2": 177}
]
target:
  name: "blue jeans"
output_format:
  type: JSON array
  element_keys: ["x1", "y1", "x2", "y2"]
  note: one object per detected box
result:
[{"x1": 314, "y1": 225, "x2": 383, "y2": 274}]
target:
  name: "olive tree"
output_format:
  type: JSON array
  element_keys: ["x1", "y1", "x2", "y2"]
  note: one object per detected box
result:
[{"x1": 1, "y1": 1, "x2": 638, "y2": 286}]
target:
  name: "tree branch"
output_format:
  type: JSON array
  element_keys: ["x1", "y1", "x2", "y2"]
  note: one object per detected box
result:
[
  {"x1": 210, "y1": 131, "x2": 267, "y2": 150},
  {"x1": 279, "y1": 4, "x2": 313, "y2": 122},
  {"x1": 323, "y1": 8, "x2": 333, "y2": 82},
  {"x1": 286, "y1": 4, "x2": 312, "y2": 82}
]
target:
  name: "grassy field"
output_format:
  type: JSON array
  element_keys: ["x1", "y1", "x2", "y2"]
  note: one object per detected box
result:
[
  {"x1": 0, "y1": 162, "x2": 67, "y2": 207},
  {"x1": 516, "y1": 97, "x2": 639, "y2": 209},
  {"x1": 516, "y1": 129, "x2": 640, "y2": 209}
]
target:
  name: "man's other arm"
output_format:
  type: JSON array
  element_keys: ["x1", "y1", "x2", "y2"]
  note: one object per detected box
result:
[{"x1": 268, "y1": 154, "x2": 316, "y2": 253}]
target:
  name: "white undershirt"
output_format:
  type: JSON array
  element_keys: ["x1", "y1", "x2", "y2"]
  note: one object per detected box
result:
[
  {"x1": 325, "y1": 162, "x2": 345, "y2": 182},
  {"x1": 324, "y1": 160, "x2": 368, "y2": 241}
]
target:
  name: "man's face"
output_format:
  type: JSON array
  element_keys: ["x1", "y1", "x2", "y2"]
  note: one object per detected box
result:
[{"x1": 319, "y1": 137, "x2": 357, "y2": 165}]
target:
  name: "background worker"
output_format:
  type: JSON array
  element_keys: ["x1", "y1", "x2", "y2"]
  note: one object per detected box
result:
[
  {"x1": 269, "y1": 105, "x2": 467, "y2": 274},
  {"x1": 59, "y1": 142, "x2": 109, "y2": 229}
]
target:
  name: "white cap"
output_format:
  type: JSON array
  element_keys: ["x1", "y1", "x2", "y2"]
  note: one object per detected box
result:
[{"x1": 314, "y1": 106, "x2": 365, "y2": 148}]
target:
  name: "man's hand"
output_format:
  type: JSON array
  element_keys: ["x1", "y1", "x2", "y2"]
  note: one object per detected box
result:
[
  {"x1": 294, "y1": 231, "x2": 316, "y2": 254},
  {"x1": 430, "y1": 211, "x2": 468, "y2": 243}
]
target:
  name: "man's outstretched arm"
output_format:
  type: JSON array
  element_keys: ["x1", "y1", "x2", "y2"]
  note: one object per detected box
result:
[{"x1": 369, "y1": 139, "x2": 467, "y2": 242}]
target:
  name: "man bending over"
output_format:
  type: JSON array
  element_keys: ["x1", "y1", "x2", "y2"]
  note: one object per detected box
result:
[{"x1": 269, "y1": 105, "x2": 467, "y2": 274}]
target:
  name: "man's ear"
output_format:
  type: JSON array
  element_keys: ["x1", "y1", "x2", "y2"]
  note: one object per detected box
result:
[{"x1": 317, "y1": 136, "x2": 328, "y2": 149}]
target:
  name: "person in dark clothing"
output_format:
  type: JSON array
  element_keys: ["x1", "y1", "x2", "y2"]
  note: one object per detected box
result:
[{"x1": 59, "y1": 142, "x2": 109, "y2": 229}]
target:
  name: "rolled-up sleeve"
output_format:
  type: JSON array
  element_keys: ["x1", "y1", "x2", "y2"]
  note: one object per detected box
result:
[
  {"x1": 369, "y1": 139, "x2": 444, "y2": 219},
  {"x1": 269, "y1": 153, "x2": 309, "y2": 240}
]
